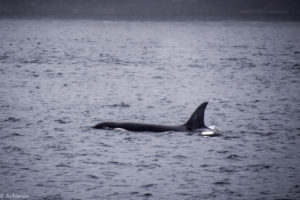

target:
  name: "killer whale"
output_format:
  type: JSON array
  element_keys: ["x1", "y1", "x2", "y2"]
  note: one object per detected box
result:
[{"x1": 93, "y1": 102, "x2": 219, "y2": 135}]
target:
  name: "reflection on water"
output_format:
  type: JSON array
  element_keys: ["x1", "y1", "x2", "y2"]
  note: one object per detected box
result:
[{"x1": 0, "y1": 19, "x2": 300, "y2": 200}]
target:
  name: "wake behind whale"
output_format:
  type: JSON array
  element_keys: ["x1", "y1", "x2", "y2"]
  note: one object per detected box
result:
[{"x1": 93, "y1": 102, "x2": 221, "y2": 136}]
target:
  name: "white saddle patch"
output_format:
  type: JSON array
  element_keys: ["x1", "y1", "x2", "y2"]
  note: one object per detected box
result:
[
  {"x1": 201, "y1": 130, "x2": 215, "y2": 135},
  {"x1": 114, "y1": 128, "x2": 127, "y2": 131}
]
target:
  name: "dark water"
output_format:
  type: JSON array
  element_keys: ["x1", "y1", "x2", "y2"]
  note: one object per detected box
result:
[{"x1": 0, "y1": 19, "x2": 300, "y2": 200}]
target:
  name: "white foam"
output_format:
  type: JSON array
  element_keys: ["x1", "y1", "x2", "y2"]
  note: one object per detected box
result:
[{"x1": 208, "y1": 125, "x2": 215, "y2": 130}]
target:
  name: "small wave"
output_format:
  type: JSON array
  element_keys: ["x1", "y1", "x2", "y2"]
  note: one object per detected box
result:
[
  {"x1": 0, "y1": 54, "x2": 9, "y2": 60},
  {"x1": 1, "y1": 133, "x2": 24, "y2": 139},
  {"x1": 3, "y1": 146, "x2": 23, "y2": 153},
  {"x1": 173, "y1": 155, "x2": 188, "y2": 159},
  {"x1": 140, "y1": 184, "x2": 156, "y2": 188},
  {"x1": 139, "y1": 193, "x2": 152, "y2": 197},
  {"x1": 136, "y1": 163, "x2": 161, "y2": 170},
  {"x1": 175, "y1": 192, "x2": 191, "y2": 196},
  {"x1": 152, "y1": 76, "x2": 163, "y2": 79},
  {"x1": 218, "y1": 166, "x2": 237, "y2": 174},
  {"x1": 86, "y1": 174, "x2": 99, "y2": 179},
  {"x1": 217, "y1": 150, "x2": 229, "y2": 154},
  {"x1": 98, "y1": 142, "x2": 112, "y2": 147},
  {"x1": 54, "y1": 119, "x2": 69, "y2": 124},
  {"x1": 106, "y1": 102, "x2": 130, "y2": 108},
  {"x1": 108, "y1": 161, "x2": 129, "y2": 167},
  {"x1": 252, "y1": 131, "x2": 276, "y2": 136},
  {"x1": 103, "y1": 171, "x2": 118, "y2": 177},
  {"x1": 226, "y1": 154, "x2": 243, "y2": 161},
  {"x1": 200, "y1": 164, "x2": 212, "y2": 168},
  {"x1": 246, "y1": 164, "x2": 271, "y2": 172},
  {"x1": 213, "y1": 180, "x2": 230, "y2": 185},
  {"x1": 54, "y1": 128, "x2": 65, "y2": 132},
  {"x1": 223, "y1": 135, "x2": 241, "y2": 140},
  {"x1": 47, "y1": 145, "x2": 67, "y2": 151},
  {"x1": 2, "y1": 117, "x2": 20, "y2": 122},
  {"x1": 38, "y1": 194, "x2": 63, "y2": 200},
  {"x1": 55, "y1": 164, "x2": 71, "y2": 168}
]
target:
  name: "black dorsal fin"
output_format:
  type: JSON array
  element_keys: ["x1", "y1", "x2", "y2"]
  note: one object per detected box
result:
[{"x1": 185, "y1": 102, "x2": 208, "y2": 131}]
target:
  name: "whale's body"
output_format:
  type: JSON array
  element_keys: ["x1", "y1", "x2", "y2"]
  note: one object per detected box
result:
[
  {"x1": 94, "y1": 122, "x2": 188, "y2": 132},
  {"x1": 93, "y1": 102, "x2": 218, "y2": 135}
]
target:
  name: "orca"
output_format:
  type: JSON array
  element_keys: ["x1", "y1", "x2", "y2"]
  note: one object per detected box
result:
[{"x1": 93, "y1": 102, "x2": 221, "y2": 136}]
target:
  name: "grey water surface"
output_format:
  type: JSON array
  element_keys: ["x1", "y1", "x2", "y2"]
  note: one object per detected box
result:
[{"x1": 0, "y1": 19, "x2": 300, "y2": 200}]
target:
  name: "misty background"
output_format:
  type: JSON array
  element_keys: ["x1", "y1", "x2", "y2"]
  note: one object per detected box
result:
[{"x1": 0, "y1": 0, "x2": 300, "y2": 20}]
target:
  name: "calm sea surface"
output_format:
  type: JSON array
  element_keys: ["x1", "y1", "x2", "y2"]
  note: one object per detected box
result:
[{"x1": 0, "y1": 19, "x2": 300, "y2": 200}]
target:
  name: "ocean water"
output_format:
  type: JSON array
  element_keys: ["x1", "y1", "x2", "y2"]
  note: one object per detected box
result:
[{"x1": 0, "y1": 19, "x2": 300, "y2": 200}]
